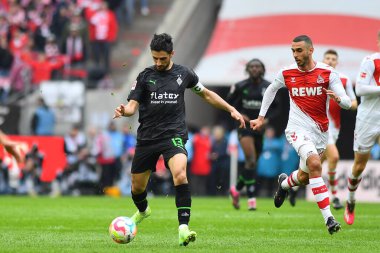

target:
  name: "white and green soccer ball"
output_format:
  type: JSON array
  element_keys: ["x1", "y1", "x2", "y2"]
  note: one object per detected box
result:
[{"x1": 109, "y1": 216, "x2": 137, "y2": 244}]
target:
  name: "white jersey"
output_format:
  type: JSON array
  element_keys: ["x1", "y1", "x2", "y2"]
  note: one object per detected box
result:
[
  {"x1": 355, "y1": 53, "x2": 380, "y2": 126},
  {"x1": 259, "y1": 62, "x2": 351, "y2": 133}
]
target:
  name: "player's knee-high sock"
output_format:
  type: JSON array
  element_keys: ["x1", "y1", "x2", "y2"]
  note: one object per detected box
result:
[
  {"x1": 281, "y1": 170, "x2": 301, "y2": 190},
  {"x1": 310, "y1": 177, "x2": 332, "y2": 223},
  {"x1": 328, "y1": 169, "x2": 338, "y2": 197},
  {"x1": 347, "y1": 173, "x2": 362, "y2": 203},
  {"x1": 132, "y1": 190, "x2": 148, "y2": 212},
  {"x1": 235, "y1": 173, "x2": 245, "y2": 191},
  {"x1": 175, "y1": 184, "x2": 191, "y2": 225},
  {"x1": 244, "y1": 169, "x2": 257, "y2": 198}
]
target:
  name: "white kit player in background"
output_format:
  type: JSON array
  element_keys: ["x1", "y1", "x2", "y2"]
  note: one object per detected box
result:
[
  {"x1": 251, "y1": 35, "x2": 351, "y2": 235},
  {"x1": 344, "y1": 32, "x2": 380, "y2": 226},
  {"x1": 321, "y1": 49, "x2": 357, "y2": 210}
]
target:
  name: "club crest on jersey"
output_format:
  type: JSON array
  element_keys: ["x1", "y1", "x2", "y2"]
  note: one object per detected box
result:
[
  {"x1": 360, "y1": 72, "x2": 367, "y2": 79},
  {"x1": 291, "y1": 77, "x2": 296, "y2": 83},
  {"x1": 317, "y1": 75, "x2": 324, "y2": 84},
  {"x1": 176, "y1": 75, "x2": 183, "y2": 86}
]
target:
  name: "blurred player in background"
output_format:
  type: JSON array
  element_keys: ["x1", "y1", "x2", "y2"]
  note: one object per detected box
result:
[
  {"x1": 321, "y1": 49, "x2": 357, "y2": 209},
  {"x1": 227, "y1": 59, "x2": 270, "y2": 211},
  {"x1": 251, "y1": 35, "x2": 351, "y2": 234},
  {"x1": 344, "y1": 32, "x2": 380, "y2": 225},
  {"x1": 113, "y1": 33, "x2": 245, "y2": 246}
]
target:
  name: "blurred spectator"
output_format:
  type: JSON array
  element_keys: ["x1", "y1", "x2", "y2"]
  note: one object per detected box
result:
[
  {"x1": 256, "y1": 127, "x2": 283, "y2": 197},
  {"x1": 64, "y1": 124, "x2": 87, "y2": 166},
  {"x1": 190, "y1": 126, "x2": 211, "y2": 196},
  {"x1": 124, "y1": 0, "x2": 150, "y2": 26},
  {"x1": 33, "y1": 16, "x2": 54, "y2": 52},
  {"x1": 88, "y1": 1, "x2": 118, "y2": 73},
  {"x1": 9, "y1": 27, "x2": 29, "y2": 56},
  {"x1": 208, "y1": 125, "x2": 230, "y2": 196},
  {"x1": 370, "y1": 136, "x2": 380, "y2": 160},
  {"x1": 31, "y1": 97, "x2": 55, "y2": 135},
  {"x1": 61, "y1": 23, "x2": 87, "y2": 68},
  {"x1": 185, "y1": 130, "x2": 194, "y2": 180},
  {"x1": 50, "y1": 3, "x2": 70, "y2": 44},
  {"x1": 0, "y1": 35, "x2": 13, "y2": 103},
  {"x1": 22, "y1": 144, "x2": 45, "y2": 196},
  {"x1": 107, "y1": 121, "x2": 123, "y2": 181}
]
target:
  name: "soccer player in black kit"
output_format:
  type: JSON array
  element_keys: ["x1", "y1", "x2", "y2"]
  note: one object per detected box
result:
[
  {"x1": 228, "y1": 59, "x2": 270, "y2": 211},
  {"x1": 113, "y1": 33, "x2": 245, "y2": 246}
]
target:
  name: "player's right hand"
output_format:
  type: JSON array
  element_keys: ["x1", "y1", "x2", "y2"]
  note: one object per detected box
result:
[
  {"x1": 250, "y1": 117, "x2": 264, "y2": 131},
  {"x1": 113, "y1": 104, "x2": 126, "y2": 119},
  {"x1": 3, "y1": 140, "x2": 24, "y2": 163}
]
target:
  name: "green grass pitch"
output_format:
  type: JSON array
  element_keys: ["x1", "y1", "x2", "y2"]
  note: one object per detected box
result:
[{"x1": 0, "y1": 196, "x2": 379, "y2": 253}]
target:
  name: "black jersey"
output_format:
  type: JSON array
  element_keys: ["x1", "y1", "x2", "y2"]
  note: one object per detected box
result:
[
  {"x1": 227, "y1": 78, "x2": 270, "y2": 120},
  {"x1": 128, "y1": 64, "x2": 199, "y2": 142}
]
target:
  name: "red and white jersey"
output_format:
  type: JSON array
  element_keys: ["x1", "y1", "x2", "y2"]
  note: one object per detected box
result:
[
  {"x1": 328, "y1": 72, "x2": 356, "y2": 129},
  {"x1": 259, "y1": 62, "x2": 351, "y2": 133},
  {"x1": 356, "y1": 53, "x2": 380, "y2": 125}
]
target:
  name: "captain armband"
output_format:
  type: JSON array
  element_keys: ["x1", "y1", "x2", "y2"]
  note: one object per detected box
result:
[{"x1": 191, "y1": 82, "x2": 205, "y2": 93}]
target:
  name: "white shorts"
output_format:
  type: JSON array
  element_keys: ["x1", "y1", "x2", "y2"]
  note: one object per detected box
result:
[
  {"x1": 327, "y1": 122, "x2": 340, "y2": 145},
  {"x1": 285, "y1": 128, "x2": 327, "y2": 173},
  {"x1": 353, "y1": 118, "x2": 380, "y2": 153}
]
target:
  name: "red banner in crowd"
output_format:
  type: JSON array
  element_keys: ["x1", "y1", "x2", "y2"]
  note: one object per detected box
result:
[{"x1": 0, "y1": 136, "x2": 66, "y2": 182}]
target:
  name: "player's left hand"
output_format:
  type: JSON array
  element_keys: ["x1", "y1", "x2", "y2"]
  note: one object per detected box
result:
[
  {"x1": 231, "y1": 109, "x2": 246, "y2": 128},
  {"x1": 323, "y1": 88, "x2": 341, "y2": 103}
]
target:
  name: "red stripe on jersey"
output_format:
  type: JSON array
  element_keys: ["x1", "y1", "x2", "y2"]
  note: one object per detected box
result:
[
  {"x1": 374, "y1": 59, "x2": 380, "y2": 86},
  {"x1": 317, "y1": 197, "x2": 330, "y2": 209},
  {"x1": 312, "y1": 185, "x2": 328, "y2": 195},
  {"x1": 328, "y1": 77, "x2": 347, "y2": 128},
  {"x1": 283, "y1": 68, "x2": 330, "y2": 132}
]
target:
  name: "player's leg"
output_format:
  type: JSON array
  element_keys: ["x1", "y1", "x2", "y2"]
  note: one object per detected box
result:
[
  {"x1": 237, "y1": 135, "x2": 258, "y2": 210},
  {"x1": 344, "y1": 151, "x2": 370, "y2": 225},
  {"x1": 130, "y1": 171, "x2": 152, "y2": 224},
  {"x1": 167, "y1": 153, "x2": 196, "y2": 246},
  {"x1": 130, "y1": 144, "x2": 159, "y2": 225},
  {"x1": 325, "y1": 144, "x2": 343, "y2": 209}
]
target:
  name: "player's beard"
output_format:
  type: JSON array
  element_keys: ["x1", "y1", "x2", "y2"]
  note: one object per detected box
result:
[{"x1": 156, "y1": 63, "x2": 170, "y2": 71}]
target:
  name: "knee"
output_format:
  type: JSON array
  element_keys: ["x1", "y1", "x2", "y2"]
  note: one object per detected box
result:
[
  {"x1": 172, "y1": 170, "x2": 187, "y2": 184},
  {"x1": 307, "y1": 157, "x2": 321, "y2": 172}
]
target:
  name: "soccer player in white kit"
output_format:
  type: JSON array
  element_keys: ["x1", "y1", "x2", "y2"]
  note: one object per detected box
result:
[
  {"x1": 251, "y1": 35, "x2": 351, "y2": 235},
  {"x1": 344, "y1": 32, "x2": 380, "y2": 225},
  {"x1": 322, "y1": 49, "x2": 357, "y2": 210}
]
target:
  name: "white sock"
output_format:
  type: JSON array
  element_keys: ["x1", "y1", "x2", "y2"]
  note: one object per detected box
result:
[
  {"x1": 281, "y1": 170, "x2": 300, "y2": 190},
  {"x1": 347, "y1": 173, "x2": 362, "y2": 203},
  {"x1": 310, "y1": 177, "x2": 332, "y2": 223},
  {"x1": 179, "y1": 224, "x2": 188, "y2": 230}
]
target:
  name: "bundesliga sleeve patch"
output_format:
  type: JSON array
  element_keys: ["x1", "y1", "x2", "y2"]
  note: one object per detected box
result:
[{"x1": 191, "y1": 82, "x2": 205, "y2": 93}]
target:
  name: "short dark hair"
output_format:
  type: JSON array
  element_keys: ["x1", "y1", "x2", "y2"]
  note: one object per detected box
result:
[
  {"x1": 150, "y1": 33, "x2": 173, "y2": 53},
  {"x1": 324, "y1": 49, "x2": 338, "y2": 57},
  {"x1": 293, "y1": 35, "x2": 313, "y2": 47},
  {"x1": 246, "y1": 58, "x2": 266, "y2": 76}
]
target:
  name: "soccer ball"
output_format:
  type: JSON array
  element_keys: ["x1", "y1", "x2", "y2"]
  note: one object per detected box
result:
[{"x1": 109, "y1": 216, "x2": 137, "y2": 244}]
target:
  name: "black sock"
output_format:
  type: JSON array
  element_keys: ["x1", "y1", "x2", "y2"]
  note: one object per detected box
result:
[
  {"x1": 244, "y1": 169, "x2": 257, "y2": 198},
  {"x1": 175, "y1": 184, "x2": 191, "y2": 225},
  {"x1": 235, "y1": 174, "x2": 245, "y2": 191},
  {"x1": 132, "y1": 190, "x2": 148, "y2": 212}
]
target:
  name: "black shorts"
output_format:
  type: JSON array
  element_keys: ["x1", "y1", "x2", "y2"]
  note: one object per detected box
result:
[
  {"x1": 131, "y1": 138, "x2": 188, "y2": 174},
  {"x1": 237, "y1": 128, "x2": 264, "y2": 157}
]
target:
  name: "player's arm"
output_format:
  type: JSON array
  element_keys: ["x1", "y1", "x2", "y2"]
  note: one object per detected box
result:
[
  {"x1": 192, "y1": 82, "x2": 245, "y2": 128},
  {"x1": 355, "y1": 59, "x2": 380, "y2": 96},
  {"x1": 345, "y1": 77, "x2": 358, "y2": 110},
  {"x1": 250, "y1": 73, "x2": 285, "y2": 131},
  {"x1": 0, "y1": 130, "x2": 23, "y2": 163},
  {"x1": 325, "y1": 71, "x2": 351, "y2": 109},
  {"x1": 113, "y1": 100, "x2": 139, "y2": 119}
]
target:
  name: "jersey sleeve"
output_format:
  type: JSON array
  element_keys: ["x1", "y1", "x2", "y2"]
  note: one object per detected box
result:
[
  {"x1": 355, "y1": 57, "x2": 380, "y2": 96},
  {"x1": 186, "y1": 68, "x2": 200, "y2": 89},
  {"x1": 328, "y1": 70, "x2": 351, "y2": 109},
  {"x1": 258, "y1": 70, "x2": 285, "y2": 117},
  {"x1": 127, "y1": 72, "x2": 145, "y2": 102}
]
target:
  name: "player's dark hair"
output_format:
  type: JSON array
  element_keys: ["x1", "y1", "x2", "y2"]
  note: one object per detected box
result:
[
  {"x1": 150, "y1": 33, "x2": 173, "y2": 53},
  {"x1": 324, "y1": 49, "x2": 338, "y2": 57},
  {"x1": 293, "y1": 35, "x2": 313, "y2": 47},
  {"x1": 245, "y1": 58, "x2": 266, "y2": 76}
]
